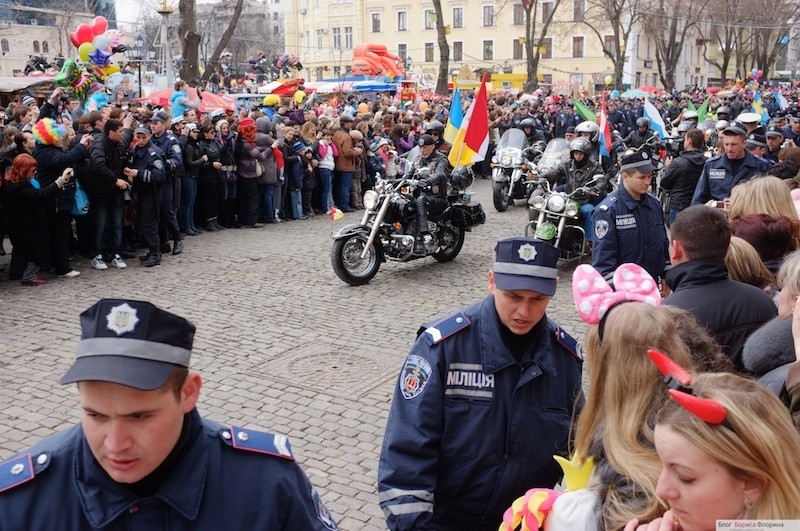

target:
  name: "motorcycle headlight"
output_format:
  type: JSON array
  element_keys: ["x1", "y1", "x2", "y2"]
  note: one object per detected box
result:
[
  {"x1": 547, "y1": 194, "x2": 566, "y2": 212},
  {"x1": 565, "y1": 202, "x2": 579, "y2": 217},
  {"x1": 531, "y1": 195, "x2": 546, "y2": 209},
  {"x1": 363, "y1": 190, "x2": 379, "y2": 210},
  {"x1": 500, "y1": 154, "x2": 513, "y2": 166}
]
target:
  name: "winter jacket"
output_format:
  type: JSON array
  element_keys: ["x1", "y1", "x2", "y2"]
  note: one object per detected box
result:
[
  {"x1": 236, "y1": 138, "x2": 269, "y2": 180},
  {"x1": 332, "y1": 129, "x2": 356, "y2": 172},
  {"x1": 742, "y1": 317, "x2": 795, "y2": 378},
  {"x1": 660, "y1": 149, "x2": 706, "y2": 211},
  {"x1": 32, "y1": 142, "x2": 88, "y2": 212},
  {"x1": 87, "y1": 130, "x2": 132, "y2": 201}
]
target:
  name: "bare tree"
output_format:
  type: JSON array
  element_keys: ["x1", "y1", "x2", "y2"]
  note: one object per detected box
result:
[
  {"x1": 521, "y1": 0, "x2": 561, "y2": 91},
  {"x1": 177, "y1": 0, "x2": 245, "y2": 85},
  {"x1": 583, "y1": 0, "x2": 644, "y2": 87},
  {"x1": 200, "y1": 0, "x2": 244, "y2": 83},
  {"x1": 431, "y1": 0, "x2": 449, "y2": 95}
]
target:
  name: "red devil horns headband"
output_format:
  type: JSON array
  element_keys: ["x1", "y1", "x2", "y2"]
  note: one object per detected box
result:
[{"x1": 647, "y1": 350, "x2": 734, "y2": 432}]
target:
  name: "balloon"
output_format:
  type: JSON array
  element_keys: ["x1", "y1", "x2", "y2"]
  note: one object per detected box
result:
[
  {"x1": 611, "y1": 89, "x2": 620, "y2": 99},
  {"x1": 752, "y1": 67, "x2": 758, "y2": 75},
  {"x1": 69, "y1": 32, "x2": 80, "y2": 48},
  {"x1": 86, "y1": 90, "x2": 109, "y2": 112},
  {"x1": 604, "y1": 75, "x2": 613, "y2": 85},
  {"x1": 88, "y1": 48, "x2": 112, "y2": 66},
  {"x1": 54, "y1": 58, "x2": 81, "y2": 87},
  {"x1": 102, "y1": 64, "x2": 120, "y2": 76},
  {"x1": 92, "y1": 35, "x2": 110, "y2": 51},
  {"x1": 357, "y1": 102, "x2": 368, "y2": 115},
  {"x1": 419, "y1": 101, "x2": 429, "y2": 112},
  {"x1": 92, "y1": 16, "x2": 108, "y2": 36},
  {"x1": 73, "y1": 74, "x2": 94, "y2": 101},
  {"x1": 757, "y1": 69, "x2": 763, "y2": 79},
  {"x1": 76, "y1": 23, "x2": 94, "y2": 45},
  {"x1": 746, "y1": 72, "x2": 752, "y2": 79},
  {"x1": 78, "y1": 42, "x2": 96, "y2": 62}
]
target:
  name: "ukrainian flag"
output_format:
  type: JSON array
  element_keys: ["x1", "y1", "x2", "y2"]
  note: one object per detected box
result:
[
  {"x1": 444, "y1": 89, "x2": 462, "y2": 145},
  {"x1": 448, "y1": 77, "x2": 490, "y2": 168}
]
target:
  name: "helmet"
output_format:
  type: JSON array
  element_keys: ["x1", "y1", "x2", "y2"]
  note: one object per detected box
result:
[
  {"x1": 425, "y1": 120, "x2": 444, "y2": 134},
  {"x1": 569, "y1": 137, "x2": 593, "y2": 155},
  {"x1": 715, "y1": 120, "x2": 729, "y2": 131},
  {"x1": 676, "y1": 121, "x2": 693, "y2": 134},
  {"x1": 716, "y1": 105, "x2": 731, "y2": 117},
  {"x1": 575, "y1": 121, "x2": 600, "y2": 143},
  {"x1": 636, "y1": 117, "x2": 650, "y2": 129},
  {"x1": 683, "y1": 110, "x2": 699, "y2": 121},
  {"x1": 519, "y1": 118, "x2": 536, "y2": 129},
  {"x1": 450, "y1": 166, "x2": 474, "y2": 190},
  {"x1": 262, "y1": 94, "x2": 280, "y2": 107}
]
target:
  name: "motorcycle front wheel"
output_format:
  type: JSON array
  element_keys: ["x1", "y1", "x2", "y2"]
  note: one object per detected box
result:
[
  {"x1": 493, "y1": 182, "x2": 511, "y2": 212},
  {"x1": 432, "y1": 223, "x2": 465, "y2": 262},
  {"x1": 331, "y1": 235, "x2": 381, "y2": 285}
]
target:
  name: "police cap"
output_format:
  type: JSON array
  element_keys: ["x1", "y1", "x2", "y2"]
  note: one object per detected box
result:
[
  {"x1": 134, "y1": 124, "x2": 152, "y2": 136},
  {"x1": 737, "y1": 112, "x2": 761, "y2": 124},
  {"x1": 723, "y1": 121, "x2": 747, "y2": 137},
  {"x1": 766, "y1": 125, "x2": 784, "y2": 138},
  {"x1": 60, "y1": 299, "x2": 196, "y2": 390},
  {"x1": 620, "y1": 151, "x2": 655, "y2": 174},
  {"x1": 150, "y1": 111, "x2": 170, "y2": 123},
  {"x1": 746, "y1": 133, "x2": 766, "y2": 147},
  {"x1": 492, "y1": 237, "x2": 559, "y2": 296}
]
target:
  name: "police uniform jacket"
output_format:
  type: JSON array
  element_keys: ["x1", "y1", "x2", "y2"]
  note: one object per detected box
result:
[
  {"x1": 151, "y1": 131, "x2": 184, "y2": 180},
  {"x1": 404, "y1": 150, "x2": 449, "y2": 199},
  {"x1": 0, "y1": 409, "x2": 338, "y2": 530},
  {"x1": 378, "y1": 296, "x2": 582, "y2": 531},
  {"x1": 129, "y1": 140, "x2": 166, "y2": 189},
  {"x1": 591, "y1": 184, "x2": 669, "y2": 281},
  {"x1": 690, "y1": 151, "x2": 769, "y2": 205}
]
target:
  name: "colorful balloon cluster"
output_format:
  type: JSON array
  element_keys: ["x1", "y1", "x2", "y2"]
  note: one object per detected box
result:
[
  {"x1": 55, "y1": 16, "x2": 124, "y2": 107},
  {"x1": 748, "y1": 68, "x2": 764, "y2": 81}
]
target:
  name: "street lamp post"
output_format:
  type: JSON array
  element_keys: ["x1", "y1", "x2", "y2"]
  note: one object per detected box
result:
[{"x1": 129, "y1": 34, "x2": 146, "y2": 99}]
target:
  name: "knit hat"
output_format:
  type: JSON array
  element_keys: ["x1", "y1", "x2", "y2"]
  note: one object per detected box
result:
[
  {"x1": 239, "y1": 117, "x2": 255, "y2": 128},
  {"x1": 292, "y1": 141, "x2": 308, "y2": 154},
  {"x1": 21, "y1": 95, "x2": 36, "y2": 107},
  {"x1": 31, "y1": 118, "x2": 67, "y2": 145},
  {"x1": 349, "y1": 129, "x2": 363, "y2": 141}
]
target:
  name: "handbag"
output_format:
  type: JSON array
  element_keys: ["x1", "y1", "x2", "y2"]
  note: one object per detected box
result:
[
  {"x1": 71, "y1": 180, "x2": 90, "y2": 216},
  {"x1": 255, "y1": 160, "x2": 264, "y2": 177}
]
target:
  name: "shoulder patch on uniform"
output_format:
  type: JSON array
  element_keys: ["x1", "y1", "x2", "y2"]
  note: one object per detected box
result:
[
  {"x1": 400, "y1": 354, "x2": 432, "y2": 400},
  {"x1": 152, "y1": 159, "x2": 164, "y2": 170},
  {"x1": 423, "y1": 311, "x2": 471, "y2": 344},
  {"x1": 0, "y1": 454, "x2": 35, "y2": 493},
  {"x1": 226, "y1": 426, "x2": 295, "y2": 461},
  {"x1": 555, "y1": 326, "x2": 583, "y2": 361},
  {"x1": 312, "y1": 487, "x2": 338, "y2": 530}
]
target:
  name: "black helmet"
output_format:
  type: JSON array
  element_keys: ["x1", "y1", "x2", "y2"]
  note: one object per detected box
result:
[
  {"x1": 636, "y1": 117, "x2": 650, "y2": 128},
  {"x1": 450, "y1": 166, "x2": 474, "y2": 190},
  {"x1": 425, "y1": 120, "x2": 444, "y2": 134},
  {"x1": 569, "y1": 137, "x2": 593, "y2": 156},
  {"x1": 676, "y1": 121, "x2": 693, "y2": 134},
  {"x1": 519, "y1": 118, "x2": 536, "y2": 129},
  {"x1": 716, "y1": 105, "x2": 731, "y2": 117}
]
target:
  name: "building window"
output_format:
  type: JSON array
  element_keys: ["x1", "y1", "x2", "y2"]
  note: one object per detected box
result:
[
  {"x1": 317, "y1": 29, "x2": 323, "y2": 49},
  {"x1": 453, "y1": 41, "x2": 463, "y2": 61},
  {"x1": 539, "y1": 37, "x2": 552, "y2": 59},
  {"x1": 333, "y1": 66, "x2": 340, "y2": 78},
  {"x1": 513, "y1": 4, "x2": 524, "y2": 25},
  {"x1": 33, "y1": 40, "x2": 40, "y2": 53},
  {"x1": 397, "y1": 11, "x2": 407, "y2": 31},
  {"x1": 542, "y1": 1, "x2": 553, "y2": 21},
  {"x1": 573, "y1": 0, "x2": 584, "y2": 21},
  {"x1": 424, "y1": 42, "x2": 434, "y2": 62},
  {"x1": 513, "y1": 38, "x2": 524, "y2": 59},
  {"x1": 398, "y1": 43, "x2": 407, "y2": 61},
  {"x1": 604, "y1": 34, "x2": 616, "y2": 54},
  {"x1": 424, "y1": 9, "x2": 436, "y2": 30},
  {"x1": 483, "y1": 5, "x2": 494, "y2": 26},
  {"x1": 572, "y1": 36, "x2": 584, "y2": 58},
  {"x1": 344, "y1": 26, "x2": 352, "y2": 49},
  {"x1": 332, "y1": 27, "x2": 341, "y2": 48},
  {"x1": 453, "y1": 7, "x2": 463, "y2": 28},
  {"x1": 42, "y1": 41, "x2": 48, "y2": 53},
  {"x1": 0, "y1": 39, "x2": 7, "y2": 53},
  {"x1": 371, "y1": 13, "x2": 381, "y2": 33},
  {"x1": 483, "y1": 40, "x2": 493, "y2": 60}
]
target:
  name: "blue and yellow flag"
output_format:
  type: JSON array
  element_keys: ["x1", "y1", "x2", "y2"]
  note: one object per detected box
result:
[{"x1": 444, "y1": 89, "x2": 462, "y2": 144}]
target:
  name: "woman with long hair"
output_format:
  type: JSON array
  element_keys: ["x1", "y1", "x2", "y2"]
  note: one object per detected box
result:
[
  {"x1": 197, "y1": 121, "x2": 224, "y2": 231},
  {"x1": 234, "y1": 118, "x2": 269, "y2": 228},
  {"x1": 728, "y1": 176, "x2": 800, "y2": 248},
  {"x1": 724, "y1": 235, "x2": 778, "y2": 296}
]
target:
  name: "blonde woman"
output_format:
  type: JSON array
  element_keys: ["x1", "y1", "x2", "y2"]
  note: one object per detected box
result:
[
  {"x1": 724, "y1": 236, "x2": 777, "y2": 296},
  {"x1": 728, "y1": 176, "x2": 800, "y2": 247}
]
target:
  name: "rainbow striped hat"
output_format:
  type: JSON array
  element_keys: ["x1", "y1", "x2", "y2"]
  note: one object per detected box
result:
[{"x1": 32, "y1": 118, "x2": 67, "y2": 146}]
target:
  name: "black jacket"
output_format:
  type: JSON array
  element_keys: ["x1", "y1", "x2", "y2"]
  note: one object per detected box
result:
[
  {"x1": 663, "y1": 260, "x2": 777, "y2": 370},
  {"x1": 87, "y1": 130, "x2": 132, "y2": 201},
  {"x1": 31, "y1": 142, "x2": 88, "y2": 212},
  {"x1": 660, "y1": 149, "x2": 706, "y2": 210}
]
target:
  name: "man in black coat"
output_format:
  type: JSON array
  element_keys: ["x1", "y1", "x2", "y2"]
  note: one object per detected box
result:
[
  {"x1": 660, "y1": 128, "x2": 706, "y2": 224},
  {"x1": 663, "y1": 206, "x2": 777, "y2": 370}
]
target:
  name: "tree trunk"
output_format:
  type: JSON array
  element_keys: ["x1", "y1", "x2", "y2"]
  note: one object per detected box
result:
[
  {"x1": 200, "y1": 0, "x2": 245, "y2": 83},
  {"x1": 178, "y1": 0, "x2": 201, "y2": 84},
  {"x1": 432, "y1": 0, "x2": 449, "y2": 95}
]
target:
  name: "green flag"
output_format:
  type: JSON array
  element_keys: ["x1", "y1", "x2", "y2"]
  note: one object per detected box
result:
[
  {"x1": 572, "y1": 99, "x2": 597, "y2": 123},
  {"x1": 696, "y1": 96, "x2": 711, "y2": 122},
  {"x1": 687, "y1": 100, "x2": 697, "y2": 112}
]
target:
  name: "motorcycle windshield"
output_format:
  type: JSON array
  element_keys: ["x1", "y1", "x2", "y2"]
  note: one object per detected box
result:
[
  {"x1": 536, "y1": 138, "x2": 571, "y2": 174},
  {"x1": 497, "y1": 128, "x2": 528, "y2": 150}
]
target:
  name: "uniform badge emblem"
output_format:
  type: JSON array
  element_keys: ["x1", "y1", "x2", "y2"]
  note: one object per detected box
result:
[
  {"x1": 641, "y1": 152, "x2": 649, "y2": 159},
  {"x1": 400, "y1": 355, "x2": 432, "y2": 400},
  {"x1": 312, "y1": 487, "x2": 338, "y2": 530},
  {"x1": 595, "y1": 220, "x2": 609, "y2": 240},
  {"x1": 517, "y1": 243, "x2": 538, "y2": 262},
  {"x1": 106, "y1": 303, "x2": 139, "y2": 335}
]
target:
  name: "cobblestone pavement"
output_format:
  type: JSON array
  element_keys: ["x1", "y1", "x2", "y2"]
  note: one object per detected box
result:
[{"x1": 0, "y1": 178, "x2": 588, "y2": 530}]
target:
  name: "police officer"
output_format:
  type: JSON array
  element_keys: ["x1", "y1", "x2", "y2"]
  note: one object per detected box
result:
[
  {"x1": 745, "y1": 132, "x2": 771, "y2": 164},
  {"x1": 554, "y1": 103, "x2": 580, "y2": 138},
  {"x1": 404, "y1": 134, "x2": 449, "y2": 255},
  {"x1": 0, "y1": 299, "x2": 338, "y2": 530},
  {"x1": 737, "y1": 112, "x2": 765, "y2": 136},
  {"x1": 124, "y1": 124, "x2": 166, "y2": 267},
  {"x1": 691, "y1": 122, "x2": 769, "y2": 206},
  {"x1": 765, "y1": 125, "x2": 784, "y2": 163},
  {"x1": 378, "y1": 238, "x2": 582, "y2": 531},
  {"x1": 781, "y1": 108, "x2": 800, "y2": 144},
  {"x1": 149, "y1": 111, "x2": 184, "y2": 256},
  {"x1": 591, "y1": 151, "x2": 669, "y2": 282}
]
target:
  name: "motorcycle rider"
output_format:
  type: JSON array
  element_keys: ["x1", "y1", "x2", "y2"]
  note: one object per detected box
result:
[
  {"x1": 538, "y1": 137, "x2": 606, "y2": 246},
  {"x1": 575, "y1": 120, "x2": 615, "y2": 182},
  {"x1": 424, "y1": 120, "x2": 451, "y2": 157},
  {"x1": 518, "y1": 117, "x2": 545, "y2": 147},
  {"x1": 622, "y1": 117, "x2": 658, "y2": 153},
  {"x1": 404, "y1": 134, "x2": 449, "y2": 255}
]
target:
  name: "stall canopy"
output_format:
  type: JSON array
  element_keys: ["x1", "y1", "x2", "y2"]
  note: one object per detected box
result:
[
  {"x1": 304, "y1": 78, "x2": 397, "y2": 94},
  {"x1": 256, "y1": 77, "x2": 305, "y2": 95},
  {"x1": 352, "y1": 80, "x2": 397, "y2": 92},
  {"x1": 0, "y1": 75, "x2": 55, "y2": 93},
  {"x1": 136, "y1": 88, "x2": 236, "y2": 111}
]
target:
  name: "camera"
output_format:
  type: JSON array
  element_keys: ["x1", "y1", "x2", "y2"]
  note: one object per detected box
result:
[
  {"x1": 122, "y1": 189, "x2": 133, "y2": 205},
  {"x1": 667, "y1": 138, "x2": 684, "y2": 156}
]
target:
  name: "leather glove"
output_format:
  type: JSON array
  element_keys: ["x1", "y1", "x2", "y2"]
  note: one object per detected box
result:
[{"x1": 418, "y1": 178, "x2": 430, "y2": 188}]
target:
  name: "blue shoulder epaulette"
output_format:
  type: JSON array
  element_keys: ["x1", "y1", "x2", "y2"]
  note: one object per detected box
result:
[
  {"x1": 707, "y1": 154, "x2": 722, "y2": 162},
  {"x1": 421, "y1": 311, "x2": 471, "y2": 344},
  {"x1": 555, "y1": 326, "x2": 583, "y2": 361},
  {"x1": 223, "y1": 426, "x2": 295, "y2": 461},
  {"x1": 597, "y1": 195, "x2": 617, "y2": 211},
  {"x1": 0, "y1": 454, "x2": 35, "y2": 493}
]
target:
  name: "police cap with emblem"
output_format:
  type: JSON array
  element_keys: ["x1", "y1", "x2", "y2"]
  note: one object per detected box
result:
[
  {"x1": 620, "y1": 151, "x2": 655, "y2": 174},
  {"x1": 723, "y1": 121, "x2": 747, "y2": 137},
  {"x1": 492, "y1": 237, "x2": 559, "y2": 296},
  {"x1": 766, "y1": 125, "x2": 784, "y2": 138},
  {"x1": 60, "y1": 299, "x2": 196, "y2": 390},
  {"x1": 150, "y1": 111, "x2": 170, "y2": 123},
  {"x1": 746, "y1": 133, "x2": 767, "y2": 147},
  {"x1": 133, "y1": 123, "x2": 152, "y2": 136}
]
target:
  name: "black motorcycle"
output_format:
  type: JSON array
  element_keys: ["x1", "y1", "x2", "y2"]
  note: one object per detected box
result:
[{"x1": 331, "y1": 167, "x2": 485, "y2": 285}]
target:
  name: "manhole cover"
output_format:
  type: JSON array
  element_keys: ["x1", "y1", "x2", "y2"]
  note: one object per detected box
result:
[{"x1": 289, "y1": 352, "x2": 380, "y2": 386}]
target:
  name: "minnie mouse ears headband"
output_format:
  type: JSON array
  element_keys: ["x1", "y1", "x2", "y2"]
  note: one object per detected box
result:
[
  {"x1": 648, "y1": 349, "x2": 734, "y2": 432},
  {"x1": 572, "y1": 263, "x2": 661, "y2": 339}
]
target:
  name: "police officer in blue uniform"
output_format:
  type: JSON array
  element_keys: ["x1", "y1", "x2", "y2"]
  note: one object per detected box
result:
[
  {"x1": 591, "y1": 151, "x2": 669, "y2": 282},
  {"x1": 378, "y1": 237, "x2": 582, "y2": 531},
  {"x1": 149, "y1": 111, "x2": 184, "y2": 256},
  {"x1": 125, "y1": 124, "x2": 167, "y2": 267},
  {"x1": 0, "y1": 299, "x2": 338, "y2": 531},
  {"x1": 690, "y1": 121, "x2": 770, "y2": 206}
]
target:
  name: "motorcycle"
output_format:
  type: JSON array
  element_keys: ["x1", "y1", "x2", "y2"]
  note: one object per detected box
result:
[
  {"x1": 491, "y1": 129, "x2": 542, "y2": 212},
  {"x1": 525, "y1": 175, "x2": 603, "y2": 262},
  {"x1": 331, "y1": 167, "x2": 486, "y2": 285}
]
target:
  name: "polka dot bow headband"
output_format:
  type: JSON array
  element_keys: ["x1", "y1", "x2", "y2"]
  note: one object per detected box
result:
[{"x1": 572, "y1": 263, "x2": 661, "y2": 331}]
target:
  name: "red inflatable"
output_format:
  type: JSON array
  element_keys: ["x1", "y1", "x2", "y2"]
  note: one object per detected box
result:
[{"x1": 351, "y1": 43, "x2": 406, "y2": 78}]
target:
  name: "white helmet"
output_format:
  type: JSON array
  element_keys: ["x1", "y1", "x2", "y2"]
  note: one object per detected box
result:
[
  {"x1": 683, "y1": 110, "x2": 699, "y2": 121},
  {"x1": 715, "y1": 120, "x2": 729, "y2": 131},
  {"x1": 575, "y1": 120, "x2": 600, "y2": 143}
]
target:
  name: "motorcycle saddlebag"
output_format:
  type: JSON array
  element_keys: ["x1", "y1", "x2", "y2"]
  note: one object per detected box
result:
[{"x1": 460, "y1": 204, "x2": 486, "y2": 228}]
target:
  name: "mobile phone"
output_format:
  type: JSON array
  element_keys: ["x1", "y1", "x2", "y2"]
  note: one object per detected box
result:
[{"x1": 715, "y1": 201, "x2": 725, "y2": 209}]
